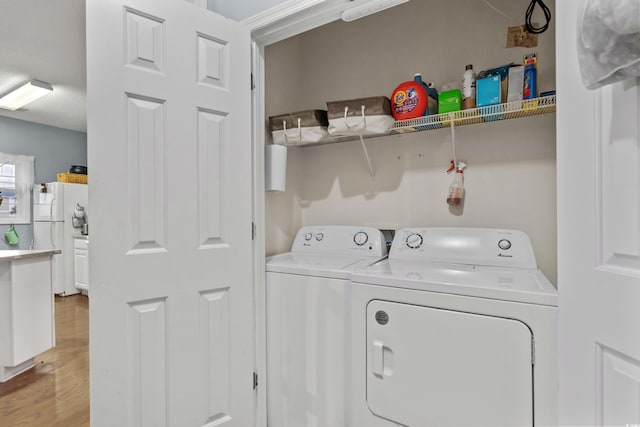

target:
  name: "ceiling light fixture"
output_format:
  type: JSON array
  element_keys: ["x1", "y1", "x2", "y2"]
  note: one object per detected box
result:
[
  {"x1": 341, "y1": 0, "x2": 409, "y2": 22},
  {"x1": 0, "y1": 80, "x2": 53, "y2": 111}
]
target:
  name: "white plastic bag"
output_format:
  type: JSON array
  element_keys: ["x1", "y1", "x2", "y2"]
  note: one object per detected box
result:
[{"x1": 577, "y1": 0, "x2": 640, "y2": 89}]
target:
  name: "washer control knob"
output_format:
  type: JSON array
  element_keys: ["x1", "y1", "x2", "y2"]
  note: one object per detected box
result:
[
  {"x1": 304, "y1": 233, "x2": 312, "y2": 241},
  {"x1": 406, "y1": 233, "x2": 423, "y2": 249},
  {"x1": 498, "y1": 239, "x2": 512, "y2": 250},
  {"x1": 315, "y1": 233, "x2": 324, "y2": 241},
  {"x1": 354, "y1": 231, "x2": 369, "y2": 246}
]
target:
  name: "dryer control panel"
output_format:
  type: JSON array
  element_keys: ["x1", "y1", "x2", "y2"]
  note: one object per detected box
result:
[
  {"x1": 291, "y1": 226, "x2": 387, "y2": 257},
  {"x1": 391, "y1": 228, "x2": 537, "y2": 269}
]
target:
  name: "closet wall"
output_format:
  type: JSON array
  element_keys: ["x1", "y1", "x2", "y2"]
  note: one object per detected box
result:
[{"x1": 265, "y1": 0, "x2": 558, "y2": 283}]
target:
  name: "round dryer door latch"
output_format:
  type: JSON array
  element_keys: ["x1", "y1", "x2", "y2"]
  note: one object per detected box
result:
[{"x1": 375, "y1": 310, "x2": 389, "y2": 325}]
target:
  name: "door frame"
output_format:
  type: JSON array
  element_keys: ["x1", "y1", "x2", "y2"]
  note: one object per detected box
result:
[{"x1": 246, "y1": 4, "x2": 360, "y2": 426}]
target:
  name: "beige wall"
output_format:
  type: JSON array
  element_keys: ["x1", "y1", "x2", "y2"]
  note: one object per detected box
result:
[{"x1": 265, "y1": 0, "x2": 557, "y2": 283}]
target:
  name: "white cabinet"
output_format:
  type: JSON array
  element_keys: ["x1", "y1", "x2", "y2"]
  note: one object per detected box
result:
[
  {"x1": 74, "y1": 237, "x2": 89, "y2": 292},
  {"x1": 0, "y1": 250, "x2": 57, "y2": 382}
]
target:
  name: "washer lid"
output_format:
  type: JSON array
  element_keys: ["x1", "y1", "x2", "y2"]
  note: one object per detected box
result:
[
  {"x1": 266, "y1": 252, "x2": 386, "y2": 280},
  {"x1": 351, "y1": 259, "x2": 557, "y2": 306}
]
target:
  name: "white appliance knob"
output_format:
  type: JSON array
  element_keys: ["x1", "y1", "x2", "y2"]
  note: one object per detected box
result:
[
  {"x1": 406, "y1": 233, "x2": 423, "y2": 249},
  {"x1": 304, "y1": 233, "x2": 312, "y2": 241},
  {"x1": 316, "y1": 233, "x2": 324, "y2": 241},
  {"x1": 354, "y1": 231, "x2": 369, "y2": 246},
  {"x1": 498, "y1": 239, "x2": 512, "y2": 250}
]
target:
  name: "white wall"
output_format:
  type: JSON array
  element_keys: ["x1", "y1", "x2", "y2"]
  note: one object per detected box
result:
[{"x1": 265, "y1": 0, "x2": 558, "y2": 283}]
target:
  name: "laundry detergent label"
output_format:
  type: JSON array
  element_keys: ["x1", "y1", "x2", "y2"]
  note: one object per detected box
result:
[
  {"x1": 393, "y1": 88, "x2": 419, "y2": 115},
  {"x1": 391, "y1": 81, "x2": 428, "y2": 119}
]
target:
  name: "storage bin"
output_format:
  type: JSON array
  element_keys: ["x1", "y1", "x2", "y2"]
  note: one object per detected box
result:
[
  {"x1": 326, "y1": 96, "x2": 394, "y2": 136},
  {"x1": 269, "y1": 109, "x2": 329, "y2": 145}
]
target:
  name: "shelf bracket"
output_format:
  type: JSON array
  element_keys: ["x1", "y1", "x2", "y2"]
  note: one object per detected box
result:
[{"x1": 359, "y1": 134, "x2": 375, "y2": 177}]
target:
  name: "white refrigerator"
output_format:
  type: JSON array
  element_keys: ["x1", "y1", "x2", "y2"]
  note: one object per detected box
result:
[{"x1": 33, "y1": 182, "x2": 88, "y2": 296}]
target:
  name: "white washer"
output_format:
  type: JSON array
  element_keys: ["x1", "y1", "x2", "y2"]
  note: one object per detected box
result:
[
  {"x1": 266, "y1": 225, "x2": 388, "y2": 427},
  {"x1": 350, "y1": 227, "x2": 558, "y2": 427}
]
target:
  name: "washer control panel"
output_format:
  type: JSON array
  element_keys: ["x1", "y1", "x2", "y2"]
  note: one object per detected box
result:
[
  {"x1": 291, "y1": 226, "x2": 387, "y2": 257},
  {"x1": 390, "y1": 228, "x2": 537, "y2": 269}
]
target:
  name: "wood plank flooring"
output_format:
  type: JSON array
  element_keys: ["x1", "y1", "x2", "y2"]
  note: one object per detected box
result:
[{"x1": 0, "y1": 295, "x2": 90, "y2": 426}]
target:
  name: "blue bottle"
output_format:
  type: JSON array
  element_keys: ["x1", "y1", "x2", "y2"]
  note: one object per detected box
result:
[
  {"x1": 523, "y1": 53, "x2": 537, "y2": 100},
  {"x1": 414, "y1": 73, "x2": 438, "y2": 115}
]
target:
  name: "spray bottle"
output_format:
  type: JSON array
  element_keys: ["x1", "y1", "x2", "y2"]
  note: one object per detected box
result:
[{"x1": 446, "y1": 161, "x2": 466, "y2": 206}]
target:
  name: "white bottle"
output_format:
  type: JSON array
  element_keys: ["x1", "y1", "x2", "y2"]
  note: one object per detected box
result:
[{"x1": 462, "y1": 64, "x2": 476, "y2": 110}]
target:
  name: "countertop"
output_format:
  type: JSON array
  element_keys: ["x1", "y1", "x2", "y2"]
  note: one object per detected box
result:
[{"x1": 0, "y1": 249, "x2": 61, "y2": 261}]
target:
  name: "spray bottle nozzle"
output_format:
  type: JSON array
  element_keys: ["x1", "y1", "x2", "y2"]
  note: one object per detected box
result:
[{"x1": 446, "y1": 160, "x2": 456, "y2": 173}]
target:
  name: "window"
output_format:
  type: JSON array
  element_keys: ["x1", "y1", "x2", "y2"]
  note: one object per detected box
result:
[{"x1": 0, "y1": 153, "x2": 34, "y2": 224}]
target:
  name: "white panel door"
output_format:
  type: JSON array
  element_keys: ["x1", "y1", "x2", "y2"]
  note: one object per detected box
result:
[
  {"x1": 366, "y1": 300, "x2": 533, "y2": 427},
  {"x1": 557, "y1": 1, "x2": 640, "y2": 425},
  {"x1": 87, "y1": 0, "x2": 254, "y2": 426}
]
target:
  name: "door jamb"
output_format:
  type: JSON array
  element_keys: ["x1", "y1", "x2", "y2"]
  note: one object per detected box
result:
[{"x1": 247, "y1": 2, "x2": 382, "y2": 426}]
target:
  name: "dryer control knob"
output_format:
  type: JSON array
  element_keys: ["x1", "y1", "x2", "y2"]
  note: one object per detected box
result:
[
  {"x1": 406, "y1": 233, "x2": 423, "y2": 249},
  {"x1": 498, "y1": 239, "x2": 512, "y2": 250},
  {"x1": 304, "y1": 233, "x2": 312, "y2": 241},
  {"x1": 316, "y1": 233, "x2": 324, "y2": 241},
  {"x1": 354, "y1": 231, "x2": 369, "y2": 246}
]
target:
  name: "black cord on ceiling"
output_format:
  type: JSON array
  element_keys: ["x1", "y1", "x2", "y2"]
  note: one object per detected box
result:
[{"x1": 525, "y1": 0, "x2": 552, "y2": 34}]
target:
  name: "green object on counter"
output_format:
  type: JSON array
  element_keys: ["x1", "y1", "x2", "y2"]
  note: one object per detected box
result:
[
  {"x1": 438, "y1": 89, "x2": 462, "y2": 114},
  {"x1": 5, "y1": 225, "x2": 19, "y2": 246}
]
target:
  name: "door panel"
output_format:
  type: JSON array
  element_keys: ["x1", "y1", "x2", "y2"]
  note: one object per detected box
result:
[
  {"x1": 598, "y1": 345, "x2": 640, "y2": 426},
  {"x1": 557, "y1": 1, "x2": 640, "y2": 424},
  {"x1": 597, "y1": 80, "x2": 640, "y2": 275},
  {"x1": 125, "y1": 93, "x2": 167, "y2": 254},
  {"x1": 87, "y1": 0, "x2": 253, "y2": 425},
  {"x1": 366, "y1": 300, "x2": 533, "y2": 427}
]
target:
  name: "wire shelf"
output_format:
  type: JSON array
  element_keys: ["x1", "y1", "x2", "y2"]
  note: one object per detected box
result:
[
  {"x1": 393, "y1": 95, "x2": 556, "y2": 132},
  {"x1": 274, "y1": 95, "x2": 556, "y2": 147}
]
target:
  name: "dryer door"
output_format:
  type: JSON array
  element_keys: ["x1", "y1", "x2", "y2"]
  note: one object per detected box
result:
[{"x1": 367, "y1": 300, "x2": 533, "y2": 427}]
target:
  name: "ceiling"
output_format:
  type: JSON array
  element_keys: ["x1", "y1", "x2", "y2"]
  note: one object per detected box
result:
[{"x1": 0, "y1": 0, "x2": 86, "y2": 132}]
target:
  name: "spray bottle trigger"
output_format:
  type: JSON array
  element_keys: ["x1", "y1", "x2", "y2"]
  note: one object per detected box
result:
[{"x1": 446, "y1": 160, "x2": 456, "y2": 173}]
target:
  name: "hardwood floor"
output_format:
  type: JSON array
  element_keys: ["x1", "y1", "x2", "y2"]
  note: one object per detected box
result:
[{"x1": 0, "y1": 295, "x2": 90, "y2": 426}]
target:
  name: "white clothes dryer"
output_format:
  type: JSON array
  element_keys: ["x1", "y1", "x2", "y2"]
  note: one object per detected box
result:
[
  {"x1": 349, "y1": 227, "x2": 558, "y2": 427},
  {"x1": 266, "y1": 225, "x2": 388, "y2": 427}
]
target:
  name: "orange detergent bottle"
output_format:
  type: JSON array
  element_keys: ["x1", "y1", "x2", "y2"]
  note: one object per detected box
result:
[{"x1": 391, "y1": 77, "x2": 428, "y2": 120}]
